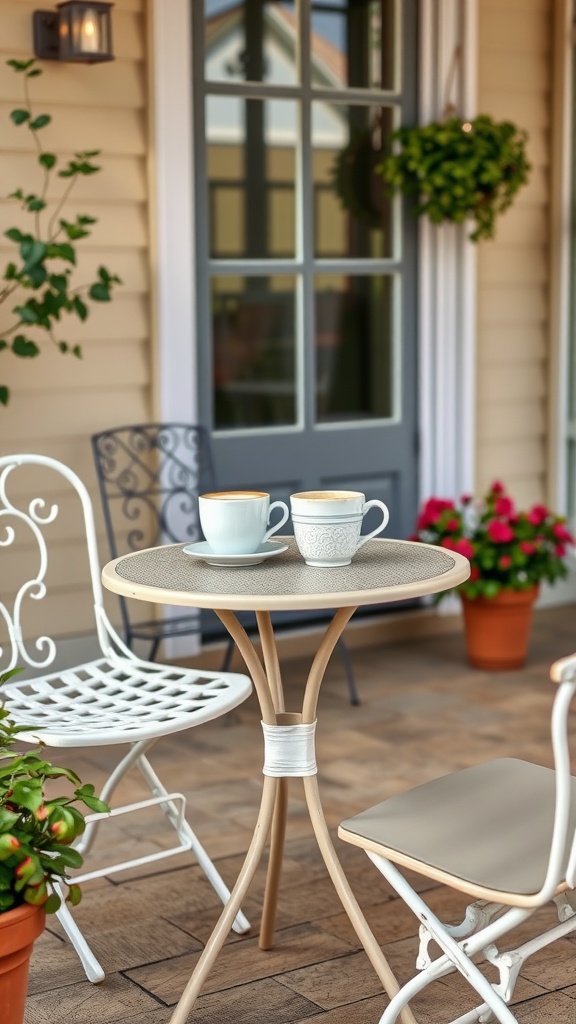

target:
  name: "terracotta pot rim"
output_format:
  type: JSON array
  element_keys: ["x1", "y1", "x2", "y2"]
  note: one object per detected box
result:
[
  {"x1": 0, "y1": 904, "x2": 43, "y2": 928},
  {"x1": 461, "y1": 585, "x2": 539, "y2": 607}
]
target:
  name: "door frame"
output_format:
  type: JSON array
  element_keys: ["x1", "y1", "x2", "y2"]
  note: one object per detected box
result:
[{"x1": 149, "y1": 0, "x2": 478, "y2": 513}]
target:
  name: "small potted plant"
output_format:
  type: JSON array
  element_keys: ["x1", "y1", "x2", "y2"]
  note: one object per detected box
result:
[
  {"x1": 0, "y1": 669, "x2": 107, "y2": 1022},
  {"x1": 411, "y1": 481, "x2": 575, "y2": 669}
]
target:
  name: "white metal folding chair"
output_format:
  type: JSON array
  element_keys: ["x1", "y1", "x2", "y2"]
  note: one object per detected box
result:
[
  {"x1": 338, "y1": 653, "x2": 576, "y2": 1023},
  {"x1": 0, "y1": 453, "x2": 253, "y2": 983}
]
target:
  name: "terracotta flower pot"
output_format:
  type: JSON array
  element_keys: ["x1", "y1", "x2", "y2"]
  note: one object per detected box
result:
[
  {"x1": 461, "y1": 586, "x2": 539, "y2": 670},
  {"x1": 0, "y1": 903, "x2": 45, "y2": 1024}
]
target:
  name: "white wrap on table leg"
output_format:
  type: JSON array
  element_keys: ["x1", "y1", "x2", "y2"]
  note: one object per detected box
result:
[{"x1": 262, "y1": 720, "x2": 317, "y2": 777}]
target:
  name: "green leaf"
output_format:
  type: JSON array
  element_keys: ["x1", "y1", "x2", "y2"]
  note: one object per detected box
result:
[
  {"x1": 73, "y1": 296, "x2": 88, "y2": 321},
  {"x1": 7, "y1": 59, "x2": 36, "y2": 72},
  {"x1": 10, "y1": 109, "x2": 29, "y2": 126},
  {"x1": 58, "y1": 342, "x2": 69, "y2": 354},
  {"x1": 0, "y1": 387, "x2": 9, "y2": 407},
  {"x1": 66, "y1": 884, "x2": 82, "y2": 907},
  {"x1": 44, "y1": 892, "x2": 61, "y2": 914},
  {"x1": 29, "y1": 114, "x2": 51, "y2": 131},
  {"x1": 26, "y1": 69, "x2": 42, "y2": 79},
  {"x1": 12, "y1": 336, "x2": 40, "y2": 358},
  {"x1": 21, "y1": 239, "x2": 46, "y2": 269},
  {"x1": 45, "y1": 242, "x2": 75, "y2": 265},
  {"x1": 5, "y1": 228, "x2": 26, "y2": 243},
  {"x1": 72, "y1": 345, "x2": 82, "y2": 359},
  {"x1": 26, "y1": 197, "x2": 46, "y2": 213},
  {"x1": 39, "y1": 152, "x2": 56, "y2": 170},
  {"x1": 89, "y1": 282, "x2": 110, "y2": 302},
  {"x1": 11, "y1": 779, "x2": 43, "y2": 812}
]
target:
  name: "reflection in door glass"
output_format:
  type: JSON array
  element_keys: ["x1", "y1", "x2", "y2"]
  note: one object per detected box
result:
[
  {"x1": 206, "y1": 96, "x2": 297, "y2": 259},
  {"x1": 315, "y1": 274, "x2": 394, "y2": 422},
  {"x1": 204, "y1": 0, "x2": 297, "y2": 84},
  {"x1": 212, "y1": 276, "x2": 297, "y2": 430},
  {"x1": 310, "y1": 0, "x2": 395, "y2": 90},
  {"x1": 312, "y1": 103, "x2": 393, "y2": 258}
]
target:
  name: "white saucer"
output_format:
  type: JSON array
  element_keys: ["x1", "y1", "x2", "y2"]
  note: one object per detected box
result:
[{"x1": 183, "y1": 540, "x2": 289, "y2": 567}]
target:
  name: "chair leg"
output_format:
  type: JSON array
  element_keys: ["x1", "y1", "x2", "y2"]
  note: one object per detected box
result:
[
  {"x1": 336, "y1": 637, "x2": 360, "y2": 705},
  {"x1": 367, "y1": 853, "x2": 521, "y2": 1024},
  {"x1": 137, "y1": 754, "x2": 250, "y2": 934},
  {"x1": 220, "y1": 635, "x2": 235, "y2": 672},
  {"x1": 148, "y1": 637, "x2": 160, "y2": 661},
  {"x1": 53, "y1": 882, "x2": 105, "y2": 984}
]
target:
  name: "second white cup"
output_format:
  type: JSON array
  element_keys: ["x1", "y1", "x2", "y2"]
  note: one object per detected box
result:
[
  {"x1": 290, "y1": 490, "x2": 390, "y2": 567},
  {"x1": 199, "y1": 491, "x2": 289, "y2": 555}
]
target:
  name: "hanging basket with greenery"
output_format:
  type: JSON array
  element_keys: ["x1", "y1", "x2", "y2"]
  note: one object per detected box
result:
[{"x1": 376, "y1": 114, "x2": 531, "y2": 241}]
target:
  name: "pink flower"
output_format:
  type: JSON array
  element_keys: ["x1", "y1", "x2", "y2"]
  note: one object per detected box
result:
[
  {"x1": 441, "y1": 537, "x2": 456, "y2": 550},
  {"x1": 553, "y1": 523, "x2": 574, "y2": 544},
  {"x1": 469, "y1": 565, "x2": 480, "y2": 581},
  {"x1": 491, "y1": 480, "x2": 505, "y2": 495},
  {"x1": 495, "y1": 496, "x2": 515, "y2": 518},
  {"x1": 555, "y1": 544, "x2": 567, "y2": 558},
  {"x1": 499, "y1": 555, "x2": 512, "y2": 569},
  {"x1": 519, "y1": 541, "x2": 535, "y2": 556},
  {"x1": 528, "y1": 504, "x2": 549, "y2": 526},
  {"x1": 454, "y1": 538, "x2": 475, "y2": 559},
  {"x1": 459, "y1": 493, "x2": 472, "y2": 505},
  {"x1": 445, "y1": 517, "x2": 460, "y2": 532},
  {"x1": 487, "y1": 519, "x2": 514, "y2": 544},
  {"x1": 417, "y1": 497, "x2": 456, "y2": 530}
]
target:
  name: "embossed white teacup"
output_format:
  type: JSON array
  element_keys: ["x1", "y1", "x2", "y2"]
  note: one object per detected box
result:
[
  {"x1": 199, "y1": 491, "x2": 289, "y2": 555},
  {"x1": 290, "y1": 490, "x2": 390, "y2": 567}
]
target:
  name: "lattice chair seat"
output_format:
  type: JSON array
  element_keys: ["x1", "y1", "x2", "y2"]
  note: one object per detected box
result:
[
  {"x1": 3, "y1": 657, "x2": 250, "y2": 747},
  {"x1": 0, "y1": 453, "x2": 253, "y2": 985},
  {"x1": 338, "y1": 653, "x2": 576, "y2": 1024}
]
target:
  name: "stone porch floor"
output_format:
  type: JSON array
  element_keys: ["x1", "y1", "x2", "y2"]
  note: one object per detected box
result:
[{"x1": 25, "y1": 602, "x2": 576, "y2": 1023}]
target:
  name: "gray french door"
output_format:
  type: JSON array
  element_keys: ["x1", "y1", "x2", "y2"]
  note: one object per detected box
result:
[{"x1": 193, "y1": 0, "x2": 418, "y2": 545}]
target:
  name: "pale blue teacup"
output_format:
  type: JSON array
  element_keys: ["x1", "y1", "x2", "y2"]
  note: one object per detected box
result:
[{"x1": 199, "y1": 490, "x2": 289, "y2": 555}]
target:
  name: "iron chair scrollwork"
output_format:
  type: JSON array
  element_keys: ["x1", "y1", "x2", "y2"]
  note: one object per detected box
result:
[
  {"x1": 0, "y1": 453, "x2": 252, "y2": 983},
  {"x1": 91, "y1": 422, "x2": 361, "y2": 704},
  {"x1": 91, "y1": 422, "x2": 220, "y2": 662},
  {"x1": 339, "y1": 652, "x2": 576, "y2": 1023}
]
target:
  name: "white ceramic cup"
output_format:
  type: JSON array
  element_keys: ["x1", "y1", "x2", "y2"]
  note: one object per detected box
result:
[
  {"x1": 199, "y1": 490, "x2": 289, "y2": 555},
  {"x1": 290, "y1": 490, "x2": 390, "y2": 567}
]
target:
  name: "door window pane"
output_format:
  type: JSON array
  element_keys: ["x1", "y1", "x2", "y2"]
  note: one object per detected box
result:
[
  {"x1": 207, "y1": 96, "x2": 297, "y2": 258},
  {"x1": 315, "y1": 274, "x2": 394, "y2": 422},
  {"x1": 310, "y1": 0, "x2": 395, "y2": 91},
  {"x1": 204, "y1": 0, "x2": 298, "y2": 85},
  {"x1": 212, "y1": 276, "x2": 297, "y2": 429},
  {"x1": 313, "y1": 103, "x2": 394, "y2": 258}
]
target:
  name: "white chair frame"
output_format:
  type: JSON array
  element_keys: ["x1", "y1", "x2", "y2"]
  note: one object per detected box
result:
[
  {"x1": 0, "y1": 454, "x2": 253, "y2": 983},
  {"x1": 338, "y1": 655, "x2": 576, "y2": 1023}
]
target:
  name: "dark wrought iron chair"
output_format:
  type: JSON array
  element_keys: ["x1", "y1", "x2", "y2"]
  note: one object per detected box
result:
[{"x1": 91, "y1": 422, "x2": 360, "y2": 703}]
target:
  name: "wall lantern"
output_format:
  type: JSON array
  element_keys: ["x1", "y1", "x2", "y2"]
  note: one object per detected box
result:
[{"x1": 33, "y1": 2, "x2": 114, "y2": 63}]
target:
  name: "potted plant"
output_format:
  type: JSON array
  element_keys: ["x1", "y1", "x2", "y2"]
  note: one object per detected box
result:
[
  {"x1": 378, "y1": 114, "x2": 531, "y2": 241},
  {"x1": 411, "y1": 481, "x2": 575, "y2": 669},
  {"x1": 333, "y1": 113, "x2": 531, "y2": 241},
  {"x1": 0, "y1": 58, "x2": 121, "y2": 406},
  {"x1": 0, "y1": 669, "x2": 107, "y2": 1022}
]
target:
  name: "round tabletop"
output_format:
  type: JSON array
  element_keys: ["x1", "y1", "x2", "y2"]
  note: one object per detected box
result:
[{"x1": 102, "y1": 537, "x2": 470, "y2": 613}]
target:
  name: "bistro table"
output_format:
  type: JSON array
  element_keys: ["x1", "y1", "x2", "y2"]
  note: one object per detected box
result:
[{"x1": 102, "y1": 536, "x2": 470, "y2": 1024}]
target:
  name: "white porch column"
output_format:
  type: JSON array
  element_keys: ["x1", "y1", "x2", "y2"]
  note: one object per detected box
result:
[{"x1": 418, "y1": 0, "x2": 478, "y2": 502}]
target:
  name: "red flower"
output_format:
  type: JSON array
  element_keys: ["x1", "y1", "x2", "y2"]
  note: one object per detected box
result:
[
  {"x1": 519, "y1": 541, "x2": 535, "y2": 555},
  {"x1": 555, "y1": 544, "x2": 567, "y2": 558},
  {"x1": 445, "y1": 517, "x2": 460, "y2": 532},
  {"x1": 454, "y1": 538, "x2": 475, "y2": 559},
  {"x1": 553, "y1": 523, "x2": 575, "y2": 544},
  {"x1": 528, "y1": 504, "x2": 549, "y2": 526},
  {"x1": 491, "y1": 480, "x2": 505, "y2": 494},
  {"x1": 487, "y1": 519, "x2": 514, "y2": 544},
  {"x1": 460, "y1": 493, "x2": 472, "y2": 505},
  {"x1": 469, "y1": 565, "x2": 480, "y2": 581},
  {"x1": 495, "y1": 496, "x2": 515, "y2": 518},
  {"x1": 441, "y1": 537, "x2": 456, "y2": 550},
  {"x1": 499, "y1": 555, "x2": 512, "y2": 569}
]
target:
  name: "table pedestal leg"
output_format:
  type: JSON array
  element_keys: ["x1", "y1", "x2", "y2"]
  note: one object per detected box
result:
[
  {"x1": 169, "y1": 773, "x2": 277, "y2": 1024},
  {"x1": 259, "y1": 775, "x2": 288, "y2": 949}
]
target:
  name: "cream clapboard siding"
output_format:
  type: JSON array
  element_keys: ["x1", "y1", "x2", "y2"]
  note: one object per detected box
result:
[
  {"x1": 0, "y1": 0, "x2": 152, "y2": 641},
  {"x1": 476, "y1": 0, "x2": 553, "y2": 507}
]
